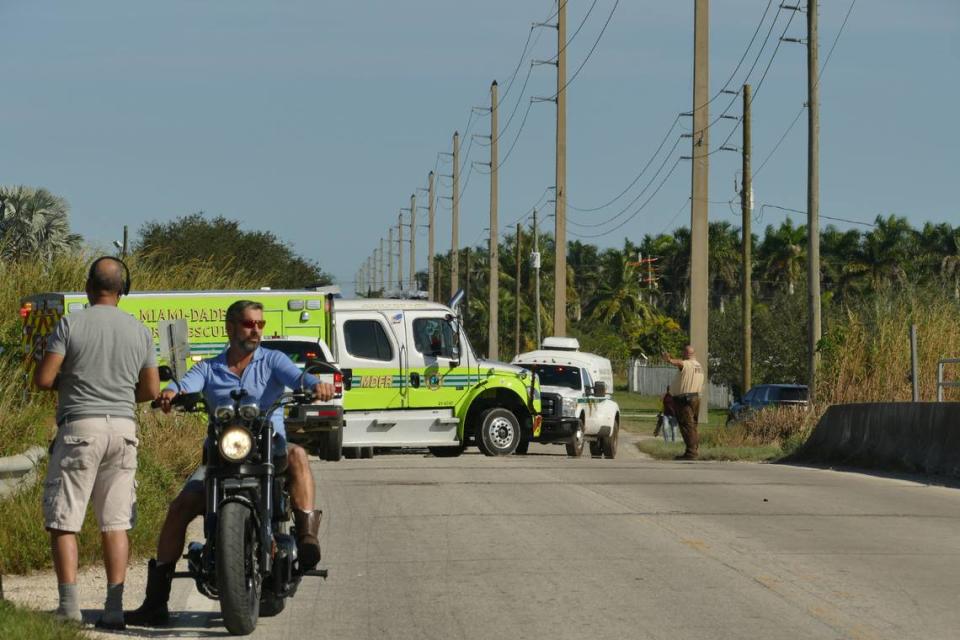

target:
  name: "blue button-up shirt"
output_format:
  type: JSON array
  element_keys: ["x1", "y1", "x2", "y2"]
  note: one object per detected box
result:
[{"x1": 170, "y1": 347, "x2": 319, "y2": 439}]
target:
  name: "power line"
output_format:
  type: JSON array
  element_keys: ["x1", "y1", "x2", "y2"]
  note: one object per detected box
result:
[
  {"x1": 567, "y1": 135, "x2": 683, "y2": 228},
  {"x1": 568, "y1": 116, "x2": 681, "y2": 213},
  {"x1": 759, "y1": 203, "x2": 875, "y2": 228},
  {"x1": 566, "y1": 1, "x2": 783, "y2": 215},
  {"x1": 544, "y1": 0, "x2": 600, "y2": 65},
  {"x1": 754, "y1": 0, "x2": 857, "y2": 178},
  {"x1": 568, "y1": 157, "x2": 683, "y2": 239},
  {"x1": 547, "y1": 0, "x2": 620, "y2": 102}
]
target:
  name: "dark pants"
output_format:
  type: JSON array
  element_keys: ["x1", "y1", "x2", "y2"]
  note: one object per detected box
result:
[{"x1": 676, "y1": 396, "x2": 701, "y2": 457}]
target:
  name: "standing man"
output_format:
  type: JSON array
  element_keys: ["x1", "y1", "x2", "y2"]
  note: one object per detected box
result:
[
  {"x1": 34, "y1": 256, "x2": 159, "y2": 629},
  {"x1": 663, "y1": 345, "x2": 705, "y2": 460}
]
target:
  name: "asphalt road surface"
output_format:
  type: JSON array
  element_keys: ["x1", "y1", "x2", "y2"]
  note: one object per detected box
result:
[{"x1": 123, "y1": 436, "x2": 960, "y2": 640}]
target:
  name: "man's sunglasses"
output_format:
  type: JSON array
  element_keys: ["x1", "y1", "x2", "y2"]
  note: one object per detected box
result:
[{"x1": 237, "y1": 319, "x2": 266, "y2": 330}]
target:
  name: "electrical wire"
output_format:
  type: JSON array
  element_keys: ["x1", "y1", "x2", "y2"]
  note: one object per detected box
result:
[
  {"x1": 543, "y1": 0, "x2": 600, "y2": 65},
  {"x1": 753, "y1": 0, "x2": 857, "y2": 178},
  {"x1": 568, "y1": 116, "x2": 682, "y2": 213},
  {"x1": 546, "y1": 0, "x2": 620, "y2": 102},
  {"x1": 568, "y1": 157, "x2": 683, "y2": 239},
  {"x1": 567, "y1": 135, "x2": 683, "y2": 228},
  {"x1": 567, "y1": 2, "x2": 782, "y2": 215}
]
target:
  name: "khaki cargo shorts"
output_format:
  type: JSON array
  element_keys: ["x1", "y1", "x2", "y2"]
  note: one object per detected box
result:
[{"x1": 43, "y1": 416, "x2": 139, "y2": 533}]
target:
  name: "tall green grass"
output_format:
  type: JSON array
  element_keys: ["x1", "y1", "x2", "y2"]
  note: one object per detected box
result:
[{"x1": 0, "y1": 251, "x2": 262, "y2": 574}]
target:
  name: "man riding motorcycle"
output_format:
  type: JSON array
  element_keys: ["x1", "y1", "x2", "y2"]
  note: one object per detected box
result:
[{"x1": 126, "y1": 300, "x2": 334, "y2": 627}]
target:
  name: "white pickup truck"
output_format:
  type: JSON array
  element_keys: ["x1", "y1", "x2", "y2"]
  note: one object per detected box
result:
[
  {"x1": 263, "y1": 336, "x2": 347, "y2": 461},
  {"x1": 513, "y1": 337, "x2": 621, "y2": 458}
]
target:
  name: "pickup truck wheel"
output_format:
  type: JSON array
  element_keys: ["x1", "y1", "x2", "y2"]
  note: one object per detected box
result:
[
  {"x1": 478, "y1": 408, "x2": 521, "y2": 456},
  {"x1": 601, "y1": 419, "x2": 619, "y2": 459},
  {"x1": 429, "y1": 442, "x2": 465, "y2": 458},
  {"x1": 322, "y1": 429, "x2": 343, "y2": 462},
  {"x1": 589, "y1": 441, "x2": 603, "y2": 458},
  {"x1": 565, "y1": 419, "x2": 584, "y2": 457}
]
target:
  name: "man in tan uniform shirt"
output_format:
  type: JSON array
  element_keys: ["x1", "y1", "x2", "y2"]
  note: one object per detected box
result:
[{"x1": 663, "y1": 345, "x2": 705, "y2": 459}]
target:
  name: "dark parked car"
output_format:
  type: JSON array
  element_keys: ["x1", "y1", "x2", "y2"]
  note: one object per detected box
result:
[{"x1": 727, "y1": 383, "x2": 808, "y2": 425}]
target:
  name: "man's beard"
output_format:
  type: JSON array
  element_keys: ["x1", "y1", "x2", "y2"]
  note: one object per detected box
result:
[{"x1": 236, "y1": 337, "x2": 259, "y2": 354}]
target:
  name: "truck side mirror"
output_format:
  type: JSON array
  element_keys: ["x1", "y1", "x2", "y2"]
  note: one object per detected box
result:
[{"x1": 593, "y1": 381, "x2": 606, "y2": 397}]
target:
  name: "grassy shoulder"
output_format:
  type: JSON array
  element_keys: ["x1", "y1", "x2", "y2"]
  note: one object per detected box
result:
[
  {"x1": 0, "y1": 411, "x2": 205, "y2": 575},
  {"x1": 0, "y1": 600, "x2": 91, "y2": 640},
  {"x1": 615, "y1": 389, "x2": 808, "y2": 462}
]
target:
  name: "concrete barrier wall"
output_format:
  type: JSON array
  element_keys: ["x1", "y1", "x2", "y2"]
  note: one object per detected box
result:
[{"x1": 786, "y1": 403, "x2": 960, "y2": 477}]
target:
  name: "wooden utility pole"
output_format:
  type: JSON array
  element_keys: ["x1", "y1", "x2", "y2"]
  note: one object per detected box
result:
[
  {"x1": 553, "y1": 0, "x2": 568, "y2": 337},
  {"x1": 741, "y1": 83, "x2": 753, "y2": 395},
  {"x1": 397, "y1": 213, "x2": 404, "y2": 291},
  {"x1": 409, "y1": 193, "x2": 417, "y2": 291},
  {"x1": 388, "y1": 227, "x2": 395, "y2": 292},
  {"x1": 451, "y1": 131, "x2": 460, "y2": 296},
  {"x1": 690, "y1": 0, "x2": 710, "y2": 423},
  {"x1": 532, "y1": 209, "x2": 541, "y2": 347},
  {"x1": 515, "y1": 222, "x2": 522, "y2": 357},
  {"x1": 122, "y1": 225, "x2": 129, "y2": 259},
  {"x1": 379, "y1": 238, "x2": 386, "y2": 293},
  {"x1": 427, "y1": 171, "x2": 436, "y2": 301},
  {"x1": 464, "y1": 247, "x2": 471, "y2": 332},
  {"x1": 489, "y1": 80, "x2": 500, "y2": 360},
  {"x1": 807, "y1": 0, "x2": 822, "y2": 400}
]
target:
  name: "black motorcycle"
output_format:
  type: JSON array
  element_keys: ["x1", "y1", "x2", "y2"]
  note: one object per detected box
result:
[{"x1": 158, "y1": 368, "x2": 328, "y2": 635}]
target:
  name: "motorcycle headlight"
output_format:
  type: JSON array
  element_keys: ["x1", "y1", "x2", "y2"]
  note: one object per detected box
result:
[
  {"x1": 214, "y1": 405, "x2": 235, "y2": 421},
  {"x1": 219, "y1": 426, "x2": 253, "y2": 462},
  {"x1": 238, "y1": 403, "x2": 259, "y2": 420},
  {"x1": 561, "y1": 397, "x2": 578, "y2": 417}
]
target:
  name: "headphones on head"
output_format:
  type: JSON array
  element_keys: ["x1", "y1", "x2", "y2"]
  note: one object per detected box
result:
[{"x1": 88, "y1": 256, "x2": 132, "y2": 296}]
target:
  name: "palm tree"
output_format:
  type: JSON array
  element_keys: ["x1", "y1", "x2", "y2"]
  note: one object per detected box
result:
[
  {"x1": 708, "y1": 221, "x2": 740, "y2": 313},
  {"x1": 0, "y1": 185, "x2": 82, "y2": 261},
  {"x1": 858, "y1": 214, "x2": 916, "y2": 290},
  {"x1": 757, "y1": 218, "x2": 806, "y2": 296},
  {"x1": 821, "y1": 225, "x2": 867, "y2": 305}
]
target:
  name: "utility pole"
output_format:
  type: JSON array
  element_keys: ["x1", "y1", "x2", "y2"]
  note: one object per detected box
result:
[
  {"x1": 690, "y1": 0, "x2": 710, "y2": 423},
  {"x1": 807, "y1": 0, "x2": 821, "y2": 400},
  {"x1": 427, "y1": 171, "x2": 436, "y2": 301},
  {"x1": 515, "y1": 222, "x2": 522, "y2": 357},
  {"x1": 122, "y1": 225, "x2": 129, "y2": 259},
  {"x1": 388, "y1": 227, "x2": 395, "y2": 292},
  {"x1": 379, "y1": 238, "x2": 386, "y2": 294},
  {"x1": 489, "y1": 80, "x2": 500, "y2": 360},
  {"x1": 451, "y1": 131, "x2": 460, "y2": 296},
  {"x1": 553, "y1": 0, "x2": 568, "y2": 337},
  {"x1": 409, "y1": 194, "x2": 417, "y2": 291},
  {"x1": 464, "y1": 247, "x2": 471, "y2": 332},
  {"x1": 741, "y1": 83, "x2": 753, "y2": 396},
  {"x1": 397, "y1": 213, "x2": 404, "y2": 291},
  {"x1": 532, "y1": 209, "x2": 541, "y2": 347},
  {"x1": 435, "y1": 256, "x2": 443, "y2": 302}
]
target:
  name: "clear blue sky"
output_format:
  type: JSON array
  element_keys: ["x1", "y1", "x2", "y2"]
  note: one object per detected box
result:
[{"x1": 2, "y1": 1, "x2": 957, "y2": 294}]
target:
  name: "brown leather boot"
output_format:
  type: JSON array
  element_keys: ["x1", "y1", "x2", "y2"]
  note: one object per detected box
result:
[
  {"x1": 294, "y1": 509, "x2": 322, "y2": 571},
  {"x1": 124, "y1": 559, "x2": 174, "y2": 626}
]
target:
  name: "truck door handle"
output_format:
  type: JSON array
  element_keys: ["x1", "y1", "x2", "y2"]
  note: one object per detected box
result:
[{"x1": 409, "y1": 372, "x2": 421, "y2": 388}]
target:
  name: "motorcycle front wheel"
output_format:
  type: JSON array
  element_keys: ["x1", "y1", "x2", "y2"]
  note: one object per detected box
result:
[{"x1": 217, "y1": 502, "x2": 261, "y2": 635}]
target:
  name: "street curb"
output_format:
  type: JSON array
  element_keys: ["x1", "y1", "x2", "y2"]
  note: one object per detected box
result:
[{"x1": 0, "y1": 446, "x2": 47, "y2": 499}]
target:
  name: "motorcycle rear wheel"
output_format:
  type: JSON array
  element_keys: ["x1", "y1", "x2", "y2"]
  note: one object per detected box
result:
[{"x1": 217, "y1": 502, "x2": 261, "y2": 635}]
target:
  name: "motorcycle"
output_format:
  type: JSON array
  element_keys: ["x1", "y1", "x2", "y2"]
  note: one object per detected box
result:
[{"x1": 156, "y1": 367, "x2": 329, "y2": 635}]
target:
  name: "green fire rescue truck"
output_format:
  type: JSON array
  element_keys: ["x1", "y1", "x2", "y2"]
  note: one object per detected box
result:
[{"x1": 20, "y1": 288, "x2": 540, "y2": 458}]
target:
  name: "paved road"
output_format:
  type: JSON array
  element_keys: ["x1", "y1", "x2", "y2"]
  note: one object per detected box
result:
[{"x1": 134, "y1": 437, "x2": 959, "y2": 640}]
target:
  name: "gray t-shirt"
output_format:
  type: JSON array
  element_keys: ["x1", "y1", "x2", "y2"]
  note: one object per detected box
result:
[{"x1": 45, "y1": 304, "x2": 157, "y2": 423}]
